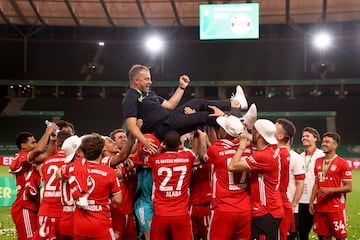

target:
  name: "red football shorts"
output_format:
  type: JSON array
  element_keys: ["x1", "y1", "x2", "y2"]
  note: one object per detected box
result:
[
  {"x1": 209, "y1": 208, "x2": 252, "y2": 240},
  {"x1": 313, "y1": 210, "x2": 348, "y2": 239},
  {"x1": 190, "y1": 203, "x2": 211, "y2": 239},
  {"x1": 11, "y1": 208, "x2": 37, "y2": 240},
  {"x1": 33, "y1": 216, "x2": 60, "y2": 240},
  {"x1": 111, "y1": 212, "x2": 138, "y2": 240},
  {"x1": 279, "y1": 205, "x2": 294, "y2": 240},
  {"x1": 150, "y1": 213, "x2": 192, "y2": 240}
]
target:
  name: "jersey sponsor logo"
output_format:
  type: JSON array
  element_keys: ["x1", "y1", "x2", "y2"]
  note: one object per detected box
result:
[{"x1": 344, "y1": 171, "x2": 352, "y2": 177}]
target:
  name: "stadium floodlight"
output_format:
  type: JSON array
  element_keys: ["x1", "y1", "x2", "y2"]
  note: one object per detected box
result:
[
  {"x1": 145, "y1": 35, "x2": 164, "y2": 53},
  {"x1": 145, "y1": 35, "x2": 166, "y2": 73},
  {"x1": 313, "y1": 32, "x2": 331, "y2": 49},
  {"x1": 98, "y1": 41, "x2": 105, "y2": 46}
]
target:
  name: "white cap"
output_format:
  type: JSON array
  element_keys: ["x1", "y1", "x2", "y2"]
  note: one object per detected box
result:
[
  {"x1": 254, "y1": 119, "x2": 278, "y2": 145},
  {"x1": 62, "y1": 135, "x2": 82, "y2": 163},
  {"x1": 216, "y1": 115, "x2": 243, "y2": 138}
]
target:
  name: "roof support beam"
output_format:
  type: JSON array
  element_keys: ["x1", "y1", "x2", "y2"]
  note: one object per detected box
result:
[
  {"x1": 28, "y1": 0, "x2": 46, "y2": 26},
  {"x1": 169, "y1": 0, "x2": 181, "y2": 26},
  {"x1": 0, "y1": 7, "x2": 13, "y2": 26},
  {"x1": 135, "y1": 0, "x2": 149, "y2": 26},
  {"x1": 99, "y1": 0, "x2": 115, "y2": 27},
  {"x1": 322, "y1": 0, "x2": 327, "y2": 23},
  {"x1": 285, "y1": 0, "x2": 290, "y2": 24},
  {"x1": 9, "y1": 0, "x2": 30, "y2": 25},
  {"x1": 63, "y1": 0, "x2": 81, "y2": 26}
]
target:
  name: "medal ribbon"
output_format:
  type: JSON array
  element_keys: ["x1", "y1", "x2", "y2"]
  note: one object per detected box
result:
[
  {"x1": 305, "y1": 153, "x2": 314, "y2": 172},
  {"x1": 322, "y1": 154, "x2": 337, "y2": 181}
]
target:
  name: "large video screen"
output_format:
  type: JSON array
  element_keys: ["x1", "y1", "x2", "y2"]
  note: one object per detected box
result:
[{"x1": 199, "y1": 3, "x2": 260, "y2": 40}]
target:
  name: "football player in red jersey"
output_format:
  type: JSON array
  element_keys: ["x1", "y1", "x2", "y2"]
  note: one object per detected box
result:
[
  {"x1": 309, "y1": 132, "x2": 352, "y2": 240},
  {"x1": 230, "y1": 119, "x2": 284, "y2": 240},
  {"x1": 57, "y1": 134, "x2": 83, "y2": 239},
  {"x1": 275, "y1": 118, "x2": 297, "y2": 240},
  {"x1": 204, "y1": 115, "x2": 252, "y2": 240},
  {"x1": 72, "y1": 133, "x2": 122, "y2": 240},
  {"x1": 100, "y1": 134, "x2": 138, "y2": 240},
  {"x1": 34, "y1": 130, "x2": 72, "y2": 240},
  {"x1": 109, "y1": 128, "x2": 128, "y2": 152},
  {"x1": 188, "y1": 130, "x2": 212, "y2": 240},
  {"x1": 9, "y1": 123, "x2": 58, "y2": 240},
  {"x1": 145, "y1": 130, "x2": 198, "y2": 240}
]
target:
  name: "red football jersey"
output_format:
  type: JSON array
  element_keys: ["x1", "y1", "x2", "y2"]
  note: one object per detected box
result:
[
  {"x1": 73, "y1": 161, "x2": 122, "y2": 238},
  {"x1": 205, "y1": 139, "x2": 252, "y2": 212},
  {"x1": 100, "y1": 156, "x2": 138, "y2": 214},
  {"x1": 314, "y1": 155, "x2": 352, "y2": 212},
  {"x1": 58, "y1": 161, "x2": 76, "y2": 237},
  {"x1": 38, "y1": 151, "x2": 66, "y2": 218},
  {"x1": 278, "y1": 146, "x2": 292, "y2": 209},
  {"x1": 9, "y1": 152, "x2": 42, "y2": 212},
  {"x1": 244, "y1": 144, "x2": 284, "y2": 218},
  {"x1": 189, "y1": 162, "x2": 212, "y2": 205},
  {"x1": 279, "y1": 147, "x2": 290, "y2": 192},
  {"x1": 146, "y1": 150, "x2": 196, "y2": 216}
]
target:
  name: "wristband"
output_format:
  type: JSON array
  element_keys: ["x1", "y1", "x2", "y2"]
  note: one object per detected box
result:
[{"x1": 179, "y1": 86, "x2": 186, "y2": 90}]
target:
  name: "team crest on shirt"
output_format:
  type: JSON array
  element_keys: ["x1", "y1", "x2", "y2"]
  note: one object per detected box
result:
[{"x1": 330, "y1": 165, "x2": 337, "y2": 171}]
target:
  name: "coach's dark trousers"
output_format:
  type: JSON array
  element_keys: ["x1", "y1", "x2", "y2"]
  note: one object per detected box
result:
[{"x1": 155, "y1": 98, "x2": 231, "y2": 140}]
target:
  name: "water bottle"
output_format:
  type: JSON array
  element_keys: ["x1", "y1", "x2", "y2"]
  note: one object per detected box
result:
[
  {"x1": 45, "y1": 120, "x2": 53, "y2": 126},
  {"x1": 45, "y1": 120, "x2": 60, "y2": 135}
]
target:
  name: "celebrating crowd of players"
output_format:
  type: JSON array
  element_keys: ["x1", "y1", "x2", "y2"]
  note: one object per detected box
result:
[{"x1": 9, "y1": 65, "x2": 353, "y2": 240}]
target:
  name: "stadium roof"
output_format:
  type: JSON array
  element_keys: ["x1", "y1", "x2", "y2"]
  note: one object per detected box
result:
[{"x1": 0, "y1": 0, "x2": 359, "y2": 28}]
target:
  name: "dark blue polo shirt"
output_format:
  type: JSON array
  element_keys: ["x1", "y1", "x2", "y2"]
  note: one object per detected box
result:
[{"x1": 122, "y1": 88, "x2": 169, "y2": 134}]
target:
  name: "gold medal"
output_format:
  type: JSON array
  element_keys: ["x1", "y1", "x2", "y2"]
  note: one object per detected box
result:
[
  {"x1": 320, "y1": 174, "x2": 325, "y2": 182},
  {"x1": 321, "y1": 154, "x2": 337, "y2": 183}
]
